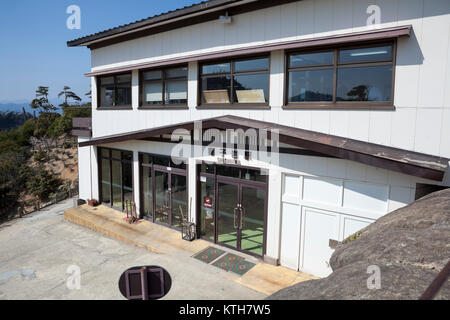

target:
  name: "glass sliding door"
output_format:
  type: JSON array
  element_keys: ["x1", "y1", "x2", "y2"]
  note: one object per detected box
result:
[
  {"x1": 197, "y1": 163, "x2": 267, "y2": 257},
  {"x1": 171, "y1": 174, "x2": 187, "y2": 229},
  {"x1": 101, "y1": 158, "x2": 111, "y2": 204},
  {"x1": 98, "y1": 147, "x2": 134, "y2": 211},
  {"x1": 111, "y1": 160, "x2": 122, "y2": 209},
  {"x1": 122, "y1": 161, "x2": 133, "y2": 207},
  {"x1": 142, "y1": 166, "x2": 153, "y2": 219},
  {"x1": 154, "y1": 170, "x2": 169, "y2": 225},
  {"x1": 240, "y1": 186, "x2": 265, "y2": 256},
  {"x1": 217, "y1": 182, "x2": 239, "y2": 249},
  {"x1": 199, "y1": 177, "x2": 215, "y2": 241},
  {"x1": 139, "y1": 153, "x2": 188, "y2": 230}
]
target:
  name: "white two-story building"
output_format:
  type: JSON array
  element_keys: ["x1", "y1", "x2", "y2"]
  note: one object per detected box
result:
[{"x1": 69, "y1": 0, "x2": 450, "y2": 277}]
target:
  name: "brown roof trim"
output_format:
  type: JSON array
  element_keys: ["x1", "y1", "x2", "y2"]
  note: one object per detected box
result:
[
  {"x1": 85, "y1": 25, "x2": 411, "y2": 77},
  {"x1": 79, "y1": 114, "x2": 448, "y2": 181},
  {"x1": 68, "y1": 0, "x2": 301, "y2": 49}
]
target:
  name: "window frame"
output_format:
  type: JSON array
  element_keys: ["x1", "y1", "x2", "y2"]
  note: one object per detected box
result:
[
  {"x1": 198, "y1": 55, "x2": 271, "y2": 109},
  {"x1": 284, "y1": 40, "x2": 396, "y2": 110},
  {"x1": 139, "y1": 64, "x2": 189, "y2": 109},
  {"x1": 97, "y1": 72, "x2": 132, "y2": 110}
]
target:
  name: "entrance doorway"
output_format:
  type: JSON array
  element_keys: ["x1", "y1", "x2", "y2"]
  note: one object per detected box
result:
[
  {"x1": 140, "y1": 153, "x2": 188, "y2": 230},
  {"x1": 198, "y1": 163, "x2": 268, "y2": 257}
]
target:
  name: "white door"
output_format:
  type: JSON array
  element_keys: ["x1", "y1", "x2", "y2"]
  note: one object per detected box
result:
[{"x1": 300, "y1": 207, "x2": 339, "y2": 277}]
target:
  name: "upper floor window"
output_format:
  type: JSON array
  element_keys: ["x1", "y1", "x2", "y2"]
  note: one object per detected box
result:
[
  {"x1": 98, "y1": 73, "x2": 132, "y2": 108},
  {"x1": 140, "y1": 66, "x2": 188, "y2": 107},
  {"x1": 286, "y1": 42, "x2": 395, "y2": 108},
  {"x1": 200, "y1": 56, "x2": 269, "y2": 106}
]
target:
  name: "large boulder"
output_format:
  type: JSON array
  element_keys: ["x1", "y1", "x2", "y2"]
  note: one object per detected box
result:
[{"x1": 268, "y1": 188, "x2": 450, "y2": 300}]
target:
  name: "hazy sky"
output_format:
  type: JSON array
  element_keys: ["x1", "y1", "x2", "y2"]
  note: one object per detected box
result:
[{"x1": 0, "y1": 0, "x2": 199, "y2": 103}]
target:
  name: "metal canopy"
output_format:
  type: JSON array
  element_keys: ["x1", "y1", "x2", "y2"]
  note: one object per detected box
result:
[{"x1": 79, "y1": 115, "x2": 448, "y2": 181}]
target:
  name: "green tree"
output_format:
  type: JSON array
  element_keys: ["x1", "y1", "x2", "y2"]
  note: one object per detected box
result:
[
  {"x1": 26, "y1": 165, "x2": 63, "y2": 202},
  {"x1": 58, "y1": 86, "x2": 81, "y2": 109},
  {"x1": 30, "y1": 86, "x2": 56, "y2": 112}
]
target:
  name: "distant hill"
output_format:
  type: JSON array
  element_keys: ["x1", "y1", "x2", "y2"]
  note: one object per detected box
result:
[
  {"x1": 0, "y1": 103, "x2": 34, "y2": 114},
  {"x1": 0, "y1": 110, "x2": 34, "y2": 131}
]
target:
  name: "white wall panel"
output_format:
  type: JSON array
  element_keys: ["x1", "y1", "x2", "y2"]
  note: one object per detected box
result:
[
  {"x1": 303, "y1": 176, "x2": 342, "y2": 206},
  {"x1": 390, "y1": 108, "x2": 416, "y2": 150},
  {"x1": 388, "y1": 186, "x2": 412, "y2": 212},
  {"x1": 343, "y1": 181, "x2": 388, "y2": 213},
  {"x1": 417, "y1": 0, "x2": 450, "y2": 109},
  {"x1": 279, "y1": 202, "x2": 301, "y2": 270},
  {"x1": 341, "y1": 215, "x2": 371, "y2": 239},
  {"x1": 414, "y1": 108, "x2": 443, "y2": 155}
]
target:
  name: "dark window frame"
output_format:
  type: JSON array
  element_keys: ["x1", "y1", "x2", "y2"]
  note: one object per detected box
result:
[
  {"x1": 198, "y1": 55, "x2": 271, "y2": 109},
  {"x1": 97, "y1": 72, "x2": 132, "y2": 109},
  {"x1": 98, "y1": 147, "x2": 134, "y2": 212},
  {"x1": 284, "y1": 40, "x2": 397, "y2": 110},
  {"x1": 139, "y1": 64, "x2": 188, "y2": 109}
]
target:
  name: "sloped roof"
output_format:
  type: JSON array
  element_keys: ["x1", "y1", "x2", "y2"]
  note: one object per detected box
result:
[
  {"x1": 67, "y1": 0, "x2": 298, "y2": 48},
  {"x1": 79, "y1": 115, "x2": 449, "y2": 181}
]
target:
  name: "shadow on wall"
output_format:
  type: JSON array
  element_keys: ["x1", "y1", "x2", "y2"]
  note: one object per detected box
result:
[{"x1": 88, "y1": 0, "x2": 449, "y2": 68}]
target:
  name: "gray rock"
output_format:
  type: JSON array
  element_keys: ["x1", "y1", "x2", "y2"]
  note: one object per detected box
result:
[{"x1": 268, "y1": 188, "x2": 450, "y2": 300}]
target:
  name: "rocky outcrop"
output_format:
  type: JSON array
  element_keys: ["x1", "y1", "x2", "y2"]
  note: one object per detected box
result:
[{"x1": 268, "y1": 188, "x2": 450, "y2": 300}]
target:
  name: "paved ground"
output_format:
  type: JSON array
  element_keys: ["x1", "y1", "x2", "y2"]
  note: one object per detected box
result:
[{"x1": 0, "y1": 199, "x2": 266, "y2": 300}]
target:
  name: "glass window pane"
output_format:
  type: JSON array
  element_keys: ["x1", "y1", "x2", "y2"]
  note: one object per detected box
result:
[
  {"x1": 100, "y1": 76, "x2": 114, "y2": 85},
  {"x1": 122, "y1": 162, "x2": 133, "y2": 206},
  {"x1": 336, "y1": 65, "x2": 392, "y2": 102},
  {"x1": 290, "y1": 52, "x2": 333, "y2": 67},
  {"x1": 142, "y1": 82, "x2": 163, "y2": 105},
  {"x1": 216, "y1": 165, "x2": 240, "y2": 178},
  {"x1": 142, "y1": 154, "x2": 152, "y2": 164},
  {"x1": 165, "y1": 80, "x2": 187, "y2": 104},
  {"x1": 100, "y1": 86, "x2": 114, "y2": 107},
  {"x1": 241, "y1": 186, "x2": 265, "y2": 256},
  {"x1": 155, "y1": 171, "x2": 169, "y2": 225},
  {"x1": 202, "y1": 76, "x2": 231, "y2": 104},
  {"x1": 241, "y1": 168, "x2": 266, "y2": 183},
  {"x1": 112, "y1": 160, "x2": 122, "y2": 209},
  {"x1": 116, "y1": 84, "x2": 131, "y2": 106},
  {"x1": 112, "y1": 150, "x2": 121, "y2": 159},
  {"x1": 170, "y1": 158, "x2": 186, "y2": 170},
  {"x1": 199, "y1": 177, "x2": 215, "y2": 241},
  {"x1": 202, "y1": 62, "x2": 231, "y2": 75},
  {"x1": 233, "y1": 74, "x2": 268, "y2": 103},
  {"x1": 142, "y1": 166, "x2": 152, "y2": 219},
  {"x1": 142, "y1": 70, "x2": 162, "y2": 81},
  {"x1": 171, "y1": 174, "x2": 187, "y2": 229},
  {"x1": 116, "y1": 74, "x2": 131, "y2": 83},
  {"x1": 122, "y1": 151, "x2": 133, "y2": 161},
  {"x1": 288, "y1": 69, "x2": 334, "y2": 102},
  {"x1": 339, "y1": 45, "x2": 392, "y2": 64},
  {"x1": 234, "y1": 57, "x2": 269, "y2": 72},
  {"x1": 165, "y1": 67, "x2": 188, "y2": 78},
  {"x1": 101, "y1": 159, "x2": 111, "y2": 204},
  {"x1": 200, "y1": 163, "x2": 215, "y2": 174},
  {"x1": 101, "y1": 148, "x2": 110, "y2": 158},
  {"x1": 153, "y1": 155, "x2": 170, "y2": 167}
]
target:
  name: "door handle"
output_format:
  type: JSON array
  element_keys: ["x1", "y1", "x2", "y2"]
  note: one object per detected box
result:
[
  {"x1": 240, "y1": 206, "x2": 245, "y2": 229},
  {"x1": 233, "y1": 207, "x2": 239, "y2": 229}
]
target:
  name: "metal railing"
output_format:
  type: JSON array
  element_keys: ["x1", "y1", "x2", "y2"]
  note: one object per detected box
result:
[{"x1": 16, "y1": 181, "x2": 79, "y2": 218}]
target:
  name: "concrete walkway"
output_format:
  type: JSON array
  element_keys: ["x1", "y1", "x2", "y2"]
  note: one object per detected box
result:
[
  {"x1": 65, "y1": 204, "x2": 317, "y2": 296},
  {"x1": 0, "y1": 199, "x2": 265, "y2": 300}
]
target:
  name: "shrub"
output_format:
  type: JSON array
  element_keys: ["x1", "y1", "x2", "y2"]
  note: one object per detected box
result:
[{"x1": 26, "y1": 165, "x2": 63, "y2": 202}]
